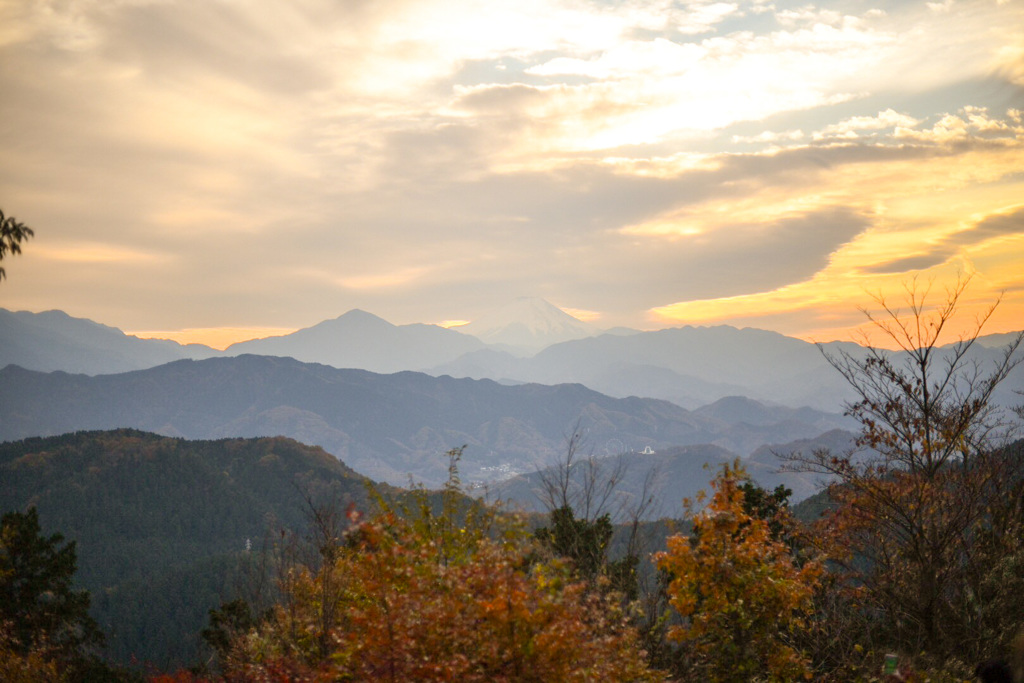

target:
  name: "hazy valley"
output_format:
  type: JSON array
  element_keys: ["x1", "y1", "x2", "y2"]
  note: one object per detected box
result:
[{"x1": 4, "y1": 298, "x2": 1021, "y2": 493}]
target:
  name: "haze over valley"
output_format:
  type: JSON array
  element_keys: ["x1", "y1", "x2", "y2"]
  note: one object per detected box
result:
[{"x1": 3, "y1": 299, "x2": 1022, "y2": 503}]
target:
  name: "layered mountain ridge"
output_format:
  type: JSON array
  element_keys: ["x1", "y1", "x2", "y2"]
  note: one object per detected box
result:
[
  {"x1": 0, "y1": 355, "x2": 854, "y2": 490},
  {"x1": 4, "y1": 303, "x2": 1019, "y2": 415}
]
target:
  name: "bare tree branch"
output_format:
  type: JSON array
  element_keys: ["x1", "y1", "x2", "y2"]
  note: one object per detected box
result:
[{"x1": 783, "y1": 277, "x2": 1024, "y2": 657}]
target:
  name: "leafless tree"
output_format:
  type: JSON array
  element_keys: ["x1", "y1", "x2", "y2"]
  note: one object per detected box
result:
[
  {"x1": 298, "y1": 489, "x2": 355, "y2": 660},
  {"x1": 534, "y1": 419, "x2": 658, "y2": 606},
  {"x1": 785, "y1": 276, "x2": 1024, "y2": 658},
  {"x1": 536, "y1": 421, "x2": 632, "y2": 521}
]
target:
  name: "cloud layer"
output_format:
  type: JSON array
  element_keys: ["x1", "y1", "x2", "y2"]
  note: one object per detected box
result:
[{"x1": 0, "y1": 0, "x2": 1022, "y2": 342}]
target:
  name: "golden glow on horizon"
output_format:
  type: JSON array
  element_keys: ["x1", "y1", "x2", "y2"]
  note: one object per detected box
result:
[
  {"x1": 650, "y1": 233, "x2": 1024, "y2": 349},
  {"x1": 439, "y1": 320, "x2": 471, "y2": 328},
  {"x1": 793, "y1": 298, "x2": 1024, "y2": 348},
  {"x1": 30, "y1": 244, "x2": 169, "y2": 264},
  {"x1": 560, "y1": 307, "x2": 602, "y2": 322},
  {"x1": 129, "y1": 327, "x2": 298, "y2": 350}
]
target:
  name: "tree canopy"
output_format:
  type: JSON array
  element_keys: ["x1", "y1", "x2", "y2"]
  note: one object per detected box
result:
[
  {"x1": 0, "y1": 507, "x2": 108, "y2": 680},
  {"x1": 656, "y1": 462, "x2": 823, "y2": 682},
  {"x1": 214, "y1": 454, "x2": 664, "y2": 682},
  {"x1": 0, "y1": 208, "x2": 34, "y2": 280}
]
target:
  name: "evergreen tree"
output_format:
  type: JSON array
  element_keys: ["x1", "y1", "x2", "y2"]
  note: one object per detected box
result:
[{"x1": 0, "y1": 507, "x2": 102, "y2": 661}]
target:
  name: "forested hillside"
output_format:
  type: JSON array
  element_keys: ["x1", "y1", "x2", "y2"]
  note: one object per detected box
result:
[{"x1": 0, "y1": 430, "x2": 375, "y2": 668}]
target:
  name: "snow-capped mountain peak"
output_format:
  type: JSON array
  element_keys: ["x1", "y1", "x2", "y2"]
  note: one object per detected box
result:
[{"x1": 456, "y1": 297, "x2": 601, "y2": 353}]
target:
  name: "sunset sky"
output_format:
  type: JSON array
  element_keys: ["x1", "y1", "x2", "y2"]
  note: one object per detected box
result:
[{"x1": 1, "y1": 0, "x2": 1022, "y2": 349}]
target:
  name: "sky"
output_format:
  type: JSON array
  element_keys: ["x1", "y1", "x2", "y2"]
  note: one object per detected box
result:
[{"x1": 0, "y1": 0, "x2": 1022, "y2": 349}]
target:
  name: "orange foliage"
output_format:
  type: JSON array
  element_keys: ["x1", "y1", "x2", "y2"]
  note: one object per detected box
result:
[
  {"x1": 0, "y1": 622, "x2": 60, "y2": 683},
  {"x1": 656, "y1": 462, "x2": 823, "y2": 682},
  {"x1": 233, "y1": 512, "x2": 663, "y2": 682}
]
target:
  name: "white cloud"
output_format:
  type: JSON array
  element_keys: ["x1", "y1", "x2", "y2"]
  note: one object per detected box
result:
[
  {"x1": 511, "y1": 16, "x2": 895, "y2": 149},
  {"x1": 927, "y1": 0, "x2": 955, "y2": 13},
  {"x1": 671, "y1": 2, "x2": 740, "y2": 34},
  {"x1": 776, "y1": 7, "x2": 843, "y2": 28},
  {"x1": 815, "y1": 109, "x2": 921, "y2": 139},
  {"x1": 732, "y1": 130, "x2": 805, "y2": 144},
  {"x1": 525, "y1": 38, "x2": 706, "y2": 79},
  {"x1": 893, "y1": 108, "x2": 1023, "y2": 144}
]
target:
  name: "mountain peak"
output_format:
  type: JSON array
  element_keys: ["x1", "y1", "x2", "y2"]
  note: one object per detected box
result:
[
  {"x1": 331, "y1": 309, "x2": 394, "y2": 327},
  {"x1": 222, "y1": 308, "x2": 483, "y2": 373},
  {"x1": 456, "y1": 297, "x2": 600, "y2": 353},
  {"x1": 338, "y1": 308, "x2": 377, "y2": 317},
  {"x1": 0, "y1": 307, "x2": 208, "y2": 375}
]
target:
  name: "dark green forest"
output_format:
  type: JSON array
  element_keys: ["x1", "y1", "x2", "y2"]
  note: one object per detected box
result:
[{"x1": 0, "y1": 430, "x2": 374, "y2": 668}]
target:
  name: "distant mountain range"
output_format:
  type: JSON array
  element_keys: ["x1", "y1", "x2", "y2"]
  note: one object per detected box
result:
[
  {"x1": 6, "y1": 304, "x2": 1022, "y2": 414},
  {"x1": 0, "y1": 355, "x2": 855, "y2": 488},
  {"x1": 429, "y1": 326, "x2": 853, "y2": 409},
  {"x1": 0, "y1": 308, "x2": 219, "y2": 374},
  {"x1": 0, "y1": 297, "x2": 600, "y2": 375},
  {"x1": 430, "y1": 326, "x2": 1024, "y2": 411}
]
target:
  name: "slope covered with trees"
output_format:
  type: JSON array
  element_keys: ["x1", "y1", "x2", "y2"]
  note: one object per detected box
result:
[{"x1": 0, "y1": 430, "x2": 375, "y2": 668}]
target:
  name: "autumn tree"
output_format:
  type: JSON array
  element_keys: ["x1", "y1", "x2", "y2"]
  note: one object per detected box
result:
[
  {"x1": 0, "y1": 621, "x2": 62, "y2": 683},
  {"x1": 0, "y1": 209, "x2": 34, "y2": 280},
  {"x1": 655, "y1": 461, "x2": 823, "y2": 682},
  {"x1": 221, "y1": 449, "x2": 664, "y2": 682},
  {"x1": 738, "y1": 480, "x2": 792, "y2": 542},
  {"x1": 787, "y1": 276, "x2": 1024, "y2": 662},
  {"x1": 241, "y1": 514, "x2": 661, "y2": 681}
]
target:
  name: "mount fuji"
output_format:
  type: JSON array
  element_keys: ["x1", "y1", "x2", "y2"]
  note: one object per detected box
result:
[{"x1": 454, "y1": 297, "x2": 602, "y2": 354}]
